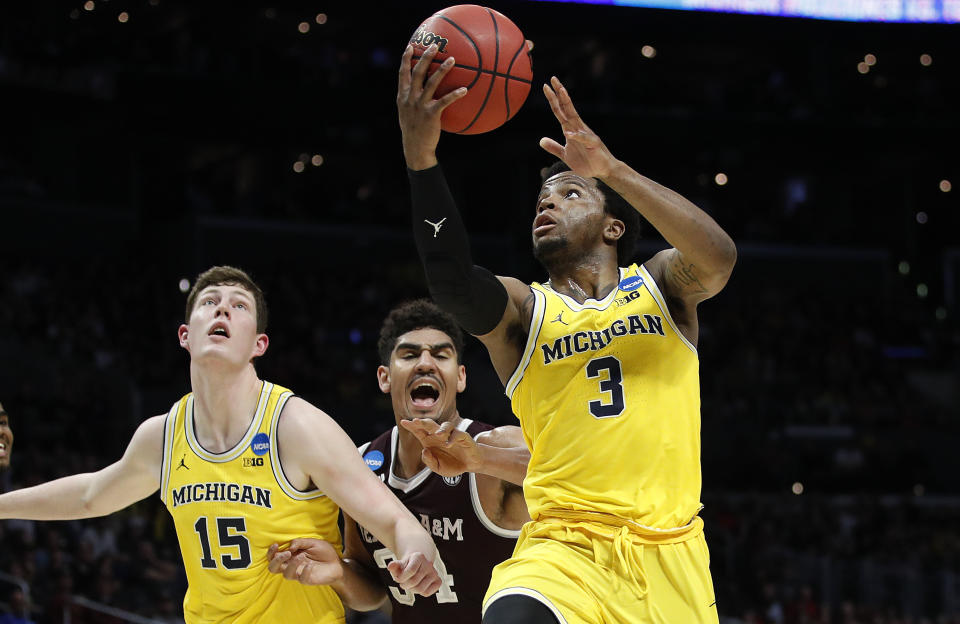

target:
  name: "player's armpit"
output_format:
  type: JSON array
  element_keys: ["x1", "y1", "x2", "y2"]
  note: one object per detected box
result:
[{"x1": 475, "y1": 276, "x2": 534, "y2": 386}]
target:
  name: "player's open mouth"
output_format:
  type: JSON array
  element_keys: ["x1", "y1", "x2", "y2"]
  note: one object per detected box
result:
[
  {"x1": 208, "y1": 324, "x2": 230, "y2": 339},
  {"x1": 0, "y1": 442, "x2": 7, "y2": 457},
  {"x1": 410, "y1": 382, "x2": 440, "y2": 408}
]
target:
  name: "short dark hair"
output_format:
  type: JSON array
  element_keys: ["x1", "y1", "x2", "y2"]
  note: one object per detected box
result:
[
  {"x1": 377, "y1": 300, "x2": 465, "y2": 365},
  {"x1": 542, "y1": 161, "x2": 641, "y2": 265},
  {"x1": 185, "y1": 266, "x2": 269, "y2": 333}
]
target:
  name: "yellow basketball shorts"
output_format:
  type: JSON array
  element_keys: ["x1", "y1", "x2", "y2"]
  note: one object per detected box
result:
[{"x1": 482, "y1": 517, "x2": 718, "y2": 624}]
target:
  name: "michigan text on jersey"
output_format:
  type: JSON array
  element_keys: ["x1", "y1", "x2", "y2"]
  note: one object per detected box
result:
[
  {"x1": 171, "y1": 482, "x2": 272, "y2": 509},
  {"x1": 540, "y1": 313, "x2": 665, "y2": 365}
]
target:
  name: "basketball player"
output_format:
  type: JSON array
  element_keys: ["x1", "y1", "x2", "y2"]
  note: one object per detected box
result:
[
  {"x1": 0, "y1": 401, "x2": 12, "y2": 472},
  {"x1": 267, "y1": 299, "x2": 530, "y2": 623},
  {"x1": 0, "y1": 266, "x2": 442, "y2": 623},
  {"x1": 398, "y1": 44, "x2": 737, "y2": 624}
]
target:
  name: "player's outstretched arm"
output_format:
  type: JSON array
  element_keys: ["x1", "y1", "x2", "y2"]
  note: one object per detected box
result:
[
  {"x1": 540, "y1": 76, "x2": 737, "y2": 306},
  {"x1": 399, "y1": 419, "x2": 530, "y2": 486},
  {"x1": 0, "y1": 415, "x2": 164, "y2": 520},
  {"x1": 267, "y1": 516, "x2": 388, "y2": 611},
  {"x1": 398, "y1": 43, "x2": 530, "y2": 382},
  {"x1": 277, "y1": 399, "x2": 441, "y2": 597}
]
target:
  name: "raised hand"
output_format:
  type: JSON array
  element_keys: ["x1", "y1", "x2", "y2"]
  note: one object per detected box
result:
[
  {"x1": 539, "y1": 76, "x2": 618, "y2": 179},
  {"x1": 397, "y1": 44, "x2": 468, "y2": 170},
  {"x1": 267, "y1": 539, "x2": 344, "y2": 586},
  {"x1": 387, "y1": 551, "x2": 442, "y2": 597},
  {"x1": 399, "y1": 418, "x2": 481, "y2": 477}
]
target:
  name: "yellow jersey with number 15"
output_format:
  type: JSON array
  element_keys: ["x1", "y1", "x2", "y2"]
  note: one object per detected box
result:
[
  {"x1": 507, "y1": 264, "x2": 703, "y2": 533},
  {"x1": 160, "y1": 381, "x2": 344, "y2": 623}
]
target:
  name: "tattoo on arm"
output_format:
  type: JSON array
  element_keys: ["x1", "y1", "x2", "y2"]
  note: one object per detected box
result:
[{"x1": 667, "y1": 253, "x2": 708, "y2": 295}]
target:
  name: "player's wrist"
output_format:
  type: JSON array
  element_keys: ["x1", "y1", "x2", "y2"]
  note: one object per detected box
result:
[{"x1": 404, "y1": 151, "x2": 439, "y2": 171}]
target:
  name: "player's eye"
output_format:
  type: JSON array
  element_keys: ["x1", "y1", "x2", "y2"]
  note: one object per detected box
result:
[
  {"x1": 565, "y1": 189, "x2": 580, "y2": 199},
  {"x1": 234, "y1": 302, "x2": 247, "y2": 310}
]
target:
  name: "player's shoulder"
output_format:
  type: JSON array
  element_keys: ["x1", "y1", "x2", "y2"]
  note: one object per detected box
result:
[{"x1": 275, "y1": 396, "x2": 335, "y2": 439}]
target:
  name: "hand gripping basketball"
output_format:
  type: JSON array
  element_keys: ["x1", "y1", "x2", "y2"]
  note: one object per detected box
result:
[{"x1": 407, "y1": 5, "x2": 533, "y2": 134}]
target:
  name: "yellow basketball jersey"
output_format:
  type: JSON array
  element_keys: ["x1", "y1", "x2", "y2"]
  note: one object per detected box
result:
[
  {"x1": 507, "y1": 264, "x2": 703, "y2": 532},
  {"x1": 160, "y1": 381, "x2": 344, "y2": 623}
]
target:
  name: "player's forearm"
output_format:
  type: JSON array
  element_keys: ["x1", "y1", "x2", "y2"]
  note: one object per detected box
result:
[
  {"x1": 388, "y1": 514, "x2": 438, "y2": 564},
  {"x1": 331, "y1": 558, "x2": 388, "y2": 611},
  {"x1": 473, "y1": 444, "x2": 529, "y2": 486},
  {"x1": 602, "y1": 160, "x2": 737, "y2": 275},
  {"x1": 0, "y1": 473, "x2": 110, "y2": 520},
  {"x1": 409, "y1": 165, "x2": 508, "y2": 335}
]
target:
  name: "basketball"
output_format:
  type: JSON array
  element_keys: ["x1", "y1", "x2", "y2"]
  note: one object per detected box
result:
[{"x1": 408, "y1": 4, "x2": 533, "y2": 135}]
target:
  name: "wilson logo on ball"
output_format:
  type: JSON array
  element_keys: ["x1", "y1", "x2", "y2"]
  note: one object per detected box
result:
[{"x1": 410, "y1": 28, "x2": 450, "y2": 53}]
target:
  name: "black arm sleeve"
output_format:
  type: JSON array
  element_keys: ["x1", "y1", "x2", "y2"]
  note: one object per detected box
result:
[{"x1": 409, "y1": 165, "x2": 508, "y2": 336}]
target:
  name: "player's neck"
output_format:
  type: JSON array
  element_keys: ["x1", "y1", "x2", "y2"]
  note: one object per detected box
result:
[
  {"x1": 190, "y1": 365, "x2": 263, "y2": 453},
  {"x1": 546, "y1": 259, "x2": 620, "y2": 303}
]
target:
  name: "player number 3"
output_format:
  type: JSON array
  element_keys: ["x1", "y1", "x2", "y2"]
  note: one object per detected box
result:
[{"x1": 586, "y1": 355, "x2": 626, "y2": 418}]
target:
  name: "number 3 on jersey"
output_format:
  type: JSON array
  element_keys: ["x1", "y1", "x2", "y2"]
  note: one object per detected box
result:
[
  {"x1": 373, "y1": 548, "x2": 457, "y2": 605},
  {"x1": 586, "y1": 355, "x2": 626, "y2": 418}
]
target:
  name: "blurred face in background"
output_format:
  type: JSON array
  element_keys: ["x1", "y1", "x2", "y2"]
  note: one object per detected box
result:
[{"x1": 0, "y1": 402, "x2": 12, "y2": 471}]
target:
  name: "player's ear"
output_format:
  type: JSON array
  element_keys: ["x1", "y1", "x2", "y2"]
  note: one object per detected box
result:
[
  {"x1": 377, "y1": 365, "x2": 391, "y2": 394},
  {"x1": 456, "y1": 364, "x2": 466, "y2": 393},
  {"x1": 253, "y1": 333, "x2": 269, "y2": 358},
  {"x1": 603, "y1": 217, "x2": 625, "y2": 244},
  {"x1": 178, "y1": 324, "x2": 190, "y2": 351}
]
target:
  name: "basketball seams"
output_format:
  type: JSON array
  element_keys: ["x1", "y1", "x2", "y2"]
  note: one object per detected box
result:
[
  {"x1": 436, "y1": 15, "x2": 483, "y2": 90},
  {"x1": 411, "y1": 56, "x2": 532, "y2": 84},
  {"x1": 455, "y1": 8, "x2": 501, "y2": 134},
  {"x1": 503, "y1": 39, "x2": 530, "y2": 122},
  {"x1": 410, "y1": 6, "x2": 532, "y2": 135}
]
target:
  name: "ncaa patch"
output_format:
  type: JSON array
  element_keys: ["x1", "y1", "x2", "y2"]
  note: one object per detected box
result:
[
  {"x1": 364, "y1": 450, "x2": 385, "y2": 471},
  {"x1": 618, "y1": 275, "x2": 644, "y2": 292},
  {"x1": 442, "y1": 475, "x2": 462, "y2": 486},
  {"x1": 250, "y1": 432, "x2": 270, "y2": 456}
]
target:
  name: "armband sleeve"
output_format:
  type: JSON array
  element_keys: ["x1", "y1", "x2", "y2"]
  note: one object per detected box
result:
[{"x1": 409, "y1": 165, "x2": 508, "y2": 335}]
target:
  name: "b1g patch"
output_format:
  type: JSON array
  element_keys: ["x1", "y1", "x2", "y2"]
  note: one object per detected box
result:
[
  {"x1": 363, "y1": 450, "x2": 385, "y2": 471},
  {"x1": 442, "y1": 475, "x2": 462, "y2": 486},
  {"x1": 618, "y1": 275, "x2": 644, "y2": 292},
  {"x1": 250, "y1": 433, "x2": 270, "y2": 456}
]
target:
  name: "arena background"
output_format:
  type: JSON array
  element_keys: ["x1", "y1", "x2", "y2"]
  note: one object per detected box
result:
[{"x1": 1, "y1": 1, "x2": 958, "y2": 622}]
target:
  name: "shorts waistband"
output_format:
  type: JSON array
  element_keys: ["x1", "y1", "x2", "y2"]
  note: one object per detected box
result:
[{"x1": 535, "y1": 510, "x2": 704, "y2": 544}]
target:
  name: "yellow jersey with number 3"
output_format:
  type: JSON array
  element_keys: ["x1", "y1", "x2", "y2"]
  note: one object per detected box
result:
[
  {"x1": 506, "y1": 264, "x2": 703, "y2": 532},
  {"x1": 160, "y1": 381, "x2": 344, "y2": 623}
]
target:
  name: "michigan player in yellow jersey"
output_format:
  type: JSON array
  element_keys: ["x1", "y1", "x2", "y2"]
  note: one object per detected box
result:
[
  {"x1": 0, "y1": 266, "x2": 443, "y2": 623},
  {"x1": 399, "y1": 44, "x2": 737, "y2": 624}
]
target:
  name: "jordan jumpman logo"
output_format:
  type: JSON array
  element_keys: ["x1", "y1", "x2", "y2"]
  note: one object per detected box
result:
[{"x1": 424, "y1": 218, "x2": 447, "y2": 238}]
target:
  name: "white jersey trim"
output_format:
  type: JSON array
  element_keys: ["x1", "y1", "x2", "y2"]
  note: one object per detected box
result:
[
  {"x1": 483, "y1": 587, "x2": 569, "y2": 624},
  {"x1": 638, "y1": 264, "x2": 698, "y2": 355},
  {"x1": 505, "y1": 288, "x2": 546, "y2": 400},
  {"x1": 269, "y1": 391, "x2": 326, "y2": 501},
  {"x1": 158, "y1": 400, "x2": 179, "y2": 506},
  {"x1": 541, "y1": 267, "x2": 626, "y2": 313},
  {"x1": 387, "y1": 419, "x2": 473, "y2": 493},
  {"x1": 184, "y1": 382, "x2": 271, "y2": 462},
  {"x1": 468, "y1": 443, "x2": 523, "y2": 539}
]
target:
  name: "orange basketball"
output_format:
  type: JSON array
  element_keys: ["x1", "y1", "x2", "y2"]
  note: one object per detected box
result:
[{"x1": 409, "y1": 4, "x2": 533, "y2": 135}]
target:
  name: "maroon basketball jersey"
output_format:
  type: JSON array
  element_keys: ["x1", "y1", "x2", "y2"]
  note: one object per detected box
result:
[{"x1": 357, "y1": 419, "x2": 520, "y2": 624}]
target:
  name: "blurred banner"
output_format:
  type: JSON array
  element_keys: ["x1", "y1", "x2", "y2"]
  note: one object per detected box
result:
[{"x1": 535, "y1": 0, "x2": 960, "y2": 22}]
